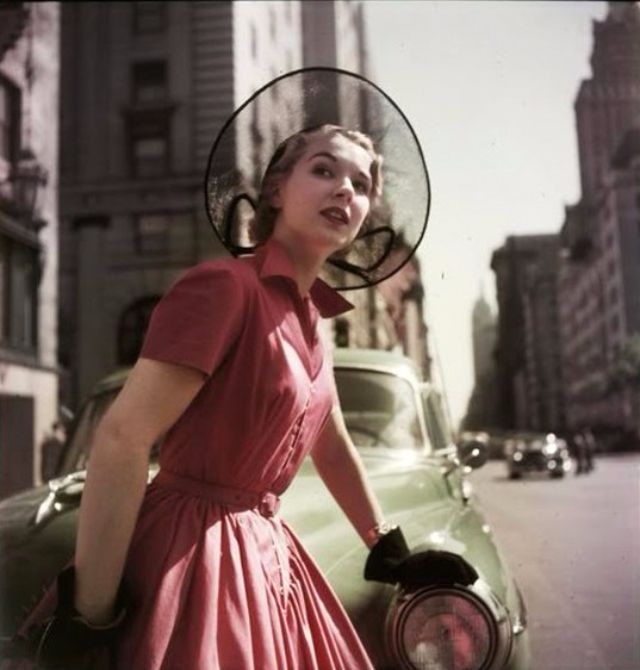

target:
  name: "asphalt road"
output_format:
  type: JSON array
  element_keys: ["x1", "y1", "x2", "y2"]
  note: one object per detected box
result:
[{"x1": 469, "y1": 454, "x2": 640, "y2": 670}]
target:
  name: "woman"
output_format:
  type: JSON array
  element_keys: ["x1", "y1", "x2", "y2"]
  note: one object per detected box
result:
[{"x1": 12, "y1": 68, "x2": 442, "y2": 670}]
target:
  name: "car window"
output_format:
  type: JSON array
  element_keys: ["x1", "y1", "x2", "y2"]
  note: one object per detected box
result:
[
  {"x1": 423, "y1": 389, "x2": 454, "y2": 451},
  {"x1": 334, "y1": 369, "x2": 424, "y2": 449},
  {"x1": 57, "y1": 390, "x2": 120, "y2": 475},
  {"x1": 57, "y1": 387, "x2": 162, "y2": 476}
]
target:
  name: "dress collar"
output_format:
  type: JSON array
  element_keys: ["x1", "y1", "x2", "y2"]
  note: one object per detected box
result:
[{"x1": 254, "y1": 239, "x2": 354, "y2": 318}]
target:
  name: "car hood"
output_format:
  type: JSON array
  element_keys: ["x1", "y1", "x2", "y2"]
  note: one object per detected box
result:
[
  {"x1": 281, "y1": 451, "x2": 520, "y2": 617},
  {"x1": 0, "y1": 453, "x2": 520, "y2": 639}
]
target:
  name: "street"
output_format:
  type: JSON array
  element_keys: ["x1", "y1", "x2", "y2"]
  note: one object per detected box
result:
[{"x1": 469, "y1": 455, "x2": 640, "y2": 670}]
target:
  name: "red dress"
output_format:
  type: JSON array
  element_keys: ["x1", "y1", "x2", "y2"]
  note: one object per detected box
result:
[{"x1": 110, "y1": 239, "x2": 374, "y2": 669}]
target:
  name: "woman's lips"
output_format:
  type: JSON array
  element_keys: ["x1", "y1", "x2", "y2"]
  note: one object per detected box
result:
[{"x1": 320, "y1": 208, "x2": 349, "y2": 225}]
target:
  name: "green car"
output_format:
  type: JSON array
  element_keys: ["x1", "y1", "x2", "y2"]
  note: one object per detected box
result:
[{"x1": 0, "y1": 348, "x2": 530, "y2": 669}]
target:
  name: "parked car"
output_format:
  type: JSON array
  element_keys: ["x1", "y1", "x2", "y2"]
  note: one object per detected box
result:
[
  {"x1": 0, "y1": 348, "x2": 530, "y2": 669},
  {"x1": 505, "y1": 432, "x2": 571, "y2": 479}
]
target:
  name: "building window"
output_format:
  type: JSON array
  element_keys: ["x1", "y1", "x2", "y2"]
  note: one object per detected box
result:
[
  {"x1": 0, "y1": 234, "x2": 38, "y2": 352},
  {"x1": 610, "y1": 313, "x2": 620, "y2": 333},
  {"x1": 135, "y1": 213, "x2": 168, "y2": 255},
  {"x1": 133, "y1": 2, "x2": 166, "y2": 35},
  {"x1": 117, "y1": 297, "x2": 160, "y2": 366},
  {"x1": 132, "y1": 61, "x2": 167, "y2": 105},
  {"x1": 0, "y1": 76, "x2": 19, "y2": 167},
  {"x1": 131, "y1": 136, "x2": 168, "y2": 177},
  {"x1": 606, "y1": 230, "x2": 614, "y2": 248}
]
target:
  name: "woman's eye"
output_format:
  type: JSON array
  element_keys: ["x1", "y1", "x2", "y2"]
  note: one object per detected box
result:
[
  {"x1": 313, "y1": 165, "x2": 333, "y2": 178},
  {"x1": 354, "y1": 180, "x2": 369, "y2": 195}
]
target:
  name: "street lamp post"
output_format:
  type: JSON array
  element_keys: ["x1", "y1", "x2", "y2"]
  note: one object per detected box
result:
[{"x1": 1, "y1": 148, "x2": 49, "y2": 228}]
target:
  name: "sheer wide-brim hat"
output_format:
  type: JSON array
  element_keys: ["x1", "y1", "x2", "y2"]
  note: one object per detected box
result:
[{"x1": 204, "y1": 67, "x2": 430, "y2": 291}]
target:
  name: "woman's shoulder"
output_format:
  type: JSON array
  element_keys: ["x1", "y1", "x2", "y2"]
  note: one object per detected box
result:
[{"x1": 181, "y1": 255, "x2": 260, "y2": 294}]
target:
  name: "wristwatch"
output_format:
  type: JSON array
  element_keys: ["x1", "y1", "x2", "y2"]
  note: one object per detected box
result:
[{"x1": 364, "y1": 521, "x2": 398, "y2": 547}]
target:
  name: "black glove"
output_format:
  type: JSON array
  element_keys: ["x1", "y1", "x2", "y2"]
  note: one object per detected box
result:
[
  {"x1": 19, "y1": 566, "x2": 128, "y2": 670},
  {"x1": 364, "y1": 527, "x2": 478, "y2": 590}
]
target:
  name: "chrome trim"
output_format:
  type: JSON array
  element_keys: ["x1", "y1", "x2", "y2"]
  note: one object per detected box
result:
[
  {"x1": 512, "y1": 583, "x2": 528, "y2": 635},
  {"x1": 32, "y1": 472, "x2": 86, "y2": 527}
]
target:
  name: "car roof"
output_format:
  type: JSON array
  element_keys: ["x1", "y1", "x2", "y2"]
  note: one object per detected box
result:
[
  {"x1": 332, "y1": 348, "x2": 423, "y2": 383},
  {"x1": 88, "y1": 349, "x2": 423, "y2": 399}
]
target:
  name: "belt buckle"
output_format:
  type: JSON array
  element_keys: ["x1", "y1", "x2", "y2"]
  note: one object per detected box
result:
[{"x1": 258, "y1": 492, "x2": 280, "y2": 517}]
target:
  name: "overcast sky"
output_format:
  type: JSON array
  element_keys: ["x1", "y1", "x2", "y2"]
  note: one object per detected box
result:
[{"x1": 365, "y1": 0, "x2": 608, "y2": 426}]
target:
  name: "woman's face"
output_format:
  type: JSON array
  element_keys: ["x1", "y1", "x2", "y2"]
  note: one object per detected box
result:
[{"x1": 271, "y1": 132, "x2": 374, "y2": 256}]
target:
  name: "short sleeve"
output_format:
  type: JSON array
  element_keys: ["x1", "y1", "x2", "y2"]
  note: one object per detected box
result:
[{"x1": 140, "y1": 261, "x2": 246, "y2": 376}]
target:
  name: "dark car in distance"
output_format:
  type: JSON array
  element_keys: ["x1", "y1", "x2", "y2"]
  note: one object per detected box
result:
[{"x1": 505, "y1": 432, "x2": 571, "y2": 479}]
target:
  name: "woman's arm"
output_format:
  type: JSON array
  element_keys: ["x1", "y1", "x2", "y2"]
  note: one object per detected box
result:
[
  {"x1": 310, "y1": 406, "x2": 385, "y2": 549},
  {"x1": 73, "y1": 358, "x2": 206, "y2": 624}
]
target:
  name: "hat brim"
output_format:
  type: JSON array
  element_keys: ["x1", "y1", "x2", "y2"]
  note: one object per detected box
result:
[{"x1": 204, "y1": 67, "x2": 431, "y2": 290}]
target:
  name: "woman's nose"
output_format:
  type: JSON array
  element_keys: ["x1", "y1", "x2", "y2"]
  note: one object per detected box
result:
[{"x1": 334, "y1": 178, "x2": 354, "y2": 201}]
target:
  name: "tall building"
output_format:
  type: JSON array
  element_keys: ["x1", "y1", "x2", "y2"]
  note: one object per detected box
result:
[
  {"x1": 559, "y1": 2, "x2": 640, "y2": 434},
  {"x1": 59, "y1": 1, "x2": 425, "y2": 408},
  {"x1": 462, "y1": 291, "x2": 499, "y2": 431},
  {"x1": 471, "y1": 291, "x2": 496, "y2": 381},
  {"x1": 58, "y1": 2, "x2": 310, "y2": 405},
  {"x1": 491, "y1": 235, "x2": 564, "y2": 431},
  {"x1": 574, "y1": 2, "x2": 640, "y2": 202},
  {"x1": 0, "y1": 3, "x2": 60, "y2": 496}
]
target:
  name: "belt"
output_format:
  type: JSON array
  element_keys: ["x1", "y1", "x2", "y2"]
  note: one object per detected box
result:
[{"x1": 153, "y1": 469, "x2": 281, "y2": 517}]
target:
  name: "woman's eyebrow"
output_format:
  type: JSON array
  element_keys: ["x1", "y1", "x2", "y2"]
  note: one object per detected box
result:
[
  {"x1": 308, "y1": 151, "x2": 337, "y2": 162},
  {"x1": 308, "y1": 151, "x2": 371, "y2": 183}
]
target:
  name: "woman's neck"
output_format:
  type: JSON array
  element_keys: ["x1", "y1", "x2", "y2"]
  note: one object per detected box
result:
[{"x1": 269, "y1": 231, "x2": 329, "y2": 297}]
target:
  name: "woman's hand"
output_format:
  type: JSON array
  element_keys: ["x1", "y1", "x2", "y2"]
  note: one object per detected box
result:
[{"x1": 364, "y1": 527, "x2": 479, "y2": 590}]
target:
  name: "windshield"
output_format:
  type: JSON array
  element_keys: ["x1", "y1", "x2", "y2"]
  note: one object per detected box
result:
[
  {"x1": 56, "y1": 366, "x2": 428, "y2": 477},
  {"x1": 334, "y1": 368, "x2": 425, "y2": 450}
]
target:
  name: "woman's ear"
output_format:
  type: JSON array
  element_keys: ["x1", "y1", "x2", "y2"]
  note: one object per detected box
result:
[{"x1": 270, "y1": 185, "x2": 282, "y2": 209}]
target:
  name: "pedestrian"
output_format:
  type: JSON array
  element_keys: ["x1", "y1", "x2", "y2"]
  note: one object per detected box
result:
[
  {"x1": 6, "y1": 69, "x2": 465, "y2": 670},
  {"x1": 573, "y1": 429, "x2": 587, "y2": 475},
  {"x1": 582, "y1": 427, "x2": 597, "y2": 473}
]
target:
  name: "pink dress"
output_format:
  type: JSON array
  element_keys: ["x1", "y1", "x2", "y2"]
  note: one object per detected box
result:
[{"x1": 98, "y1": 239, "x2": 373, "y2": 669}]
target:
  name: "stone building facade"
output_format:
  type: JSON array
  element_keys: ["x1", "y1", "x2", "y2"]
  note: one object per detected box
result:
[
  {"x1": 59, "y1": 1, "x2": 429, "y2": 410},
  {"x1": 558, "y1": 2, "x2": 640, "y2": 433},
  {"x1": 491, "y1": 235, "x2": 564, "y2": 431},
  {"x1": 0, "y1": 3, "x2": 60, "y2": 496}
]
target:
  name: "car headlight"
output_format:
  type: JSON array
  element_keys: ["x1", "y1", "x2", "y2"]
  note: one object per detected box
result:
[
  {"x1": 386, "y1": 583, "x2": 513, "y2": 670},
  {"x1": 512, "y1": 452, "x2": 523, "y2": 462},
  {"x1": 542, "y1": 444, "x2": 558, "y2": 456}
]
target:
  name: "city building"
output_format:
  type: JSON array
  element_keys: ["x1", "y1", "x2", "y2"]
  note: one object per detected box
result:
[
  {"x1": 58, "y1": 2, "x2": 308, "y2": 406},
  {"x1": 463, "y1": 291, "x2": 499, "y2": 431},
  {"x1": 0, "y1": 3, "x2": 60, "y2": 496},
  {"x1": 491, "y1": 235, "x2": 564, "y2": 431},
  {"x1": 558, "y1": 2, "x2": 640, "y2": 435},
  {"x1": 59, "y1": 1, "x2": 428, "y2": 411},
  {"x1": 472, "y1": 290, "x2": 496, "y2": 381}
]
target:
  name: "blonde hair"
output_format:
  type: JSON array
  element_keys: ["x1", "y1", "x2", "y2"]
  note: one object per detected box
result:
[{"x1": 252, "y1": 124, "x2": 383, "y2": 244}]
